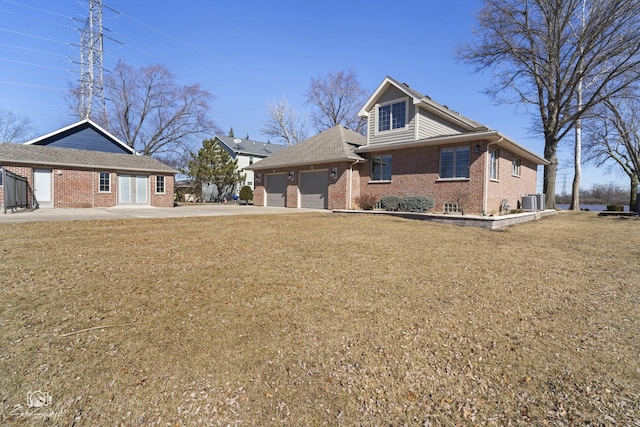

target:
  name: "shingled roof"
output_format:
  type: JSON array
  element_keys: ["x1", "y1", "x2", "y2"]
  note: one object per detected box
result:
[
  {"x1": 245, "y1": 126, "x2": 366, "y2": 170},
  {"x1": 359, "y1": 76, "x2": 487, "y2": 131},
  {"x1": 0, "y1": 143, "x2": 176, "y2": 174},
  {"x1": 215, "y1": 135, "x2": 288, "y2": 157}
]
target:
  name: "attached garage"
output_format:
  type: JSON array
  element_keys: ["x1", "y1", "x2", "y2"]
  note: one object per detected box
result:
[
  {"x1": 299, "y1": 170, "x2": 328, "y2": 209},
  {"x1": 265, "y1": 173, "x2": 287, "y2": 207}
]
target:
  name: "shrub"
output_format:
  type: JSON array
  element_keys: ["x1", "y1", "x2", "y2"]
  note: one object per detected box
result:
[
  {"x1": 355, "y1": 193, "x2": 378, "y2": 210},
  {"x1": 380, "y1": 195, "x2": 402, "y2": 211},
  {"x1": 239, "y1": 185, "x2": 253, "y2": 202},
  {"x1": 606, "y1": 204, "x2": 624, "y2": 212},
  {"x1": 398, "y1": 196, "x2": 435, "y2": 213}
]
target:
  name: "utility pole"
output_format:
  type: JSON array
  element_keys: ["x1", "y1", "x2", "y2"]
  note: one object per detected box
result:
[{"x1": 79, "y1": 0, "x2": 107, "y2": 124}]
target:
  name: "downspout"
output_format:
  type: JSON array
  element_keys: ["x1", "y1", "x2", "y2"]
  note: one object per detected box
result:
[
  {"x1": 348, "y1": 159, "x2": 360, "y2": 210},
  {"x1": 482, "y1": 137, "x2": 502, "y2": 216}
]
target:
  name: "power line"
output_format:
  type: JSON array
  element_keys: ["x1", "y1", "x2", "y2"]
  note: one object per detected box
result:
[
  {"x1": 0, "y1": 57, "x2": 73, "y2": 72},
  {"x1": 0, "y1": 7, "x2": 75, "y2": 30},
  {"x1": 0, "y1": 27, "x2": 74, "y2": 46},
  {"x1": 2, "y1": 0, "x2": 75, "y2": 19},
  {"x1": 0, "y1": 80, "x2": 68, "y2": 90},
  {"x1": 0, "y1": 42, "x2": 74, "y2": 59}
]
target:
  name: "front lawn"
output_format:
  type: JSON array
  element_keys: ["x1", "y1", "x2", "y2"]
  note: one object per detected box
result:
[{"x1": 1, "y1": 212, "x2": 638, "y2": 425}]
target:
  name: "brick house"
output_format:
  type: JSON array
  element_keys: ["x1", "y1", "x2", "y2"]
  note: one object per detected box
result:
[
  {"x1": 0, "y1": 120, "x2": 176, "y2": 210},
  {"x1": 247, "y1": 76, "x2": 547, "y2": 215}
]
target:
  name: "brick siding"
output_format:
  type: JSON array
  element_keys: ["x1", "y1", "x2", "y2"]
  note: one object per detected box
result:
[
  {"x1": 252, "y1": 141, "x2": 539, "y2": 215},
  {"x1": 359, "y1": 142, "x2": 538, "y2": 215},
  {"x1": 0, "y1": 163, "x2": 174, "y2": 208}
]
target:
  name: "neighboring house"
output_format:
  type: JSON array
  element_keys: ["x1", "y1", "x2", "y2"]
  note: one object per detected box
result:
[
  {"x1": 190, "y1": 135, "x2": 287, "y2": 203},
  {"x1": 0, "y1": 120, "x2": 176, "y2": 209},
  {"x1": 247, "y1": 76, "x2": 548, "y2": 215},
  {"x1": 214, "y1": 135, "x2": 288, "y2": 190}
]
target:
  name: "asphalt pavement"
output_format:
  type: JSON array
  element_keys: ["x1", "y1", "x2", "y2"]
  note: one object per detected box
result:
[{"x1": 0, "y1": 204, "x2": 328, "y2": 224}]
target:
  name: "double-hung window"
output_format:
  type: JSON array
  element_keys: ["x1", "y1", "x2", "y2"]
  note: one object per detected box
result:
[
  {"x1": 512, "y1": 159, "x2": 521, "y2": 177},
  {"x1": 439, "y1": 147, "x2": 470, "y2": 179},
  {"x1": 99, "y1": 172, "x2": 110, "y2": 192},
  {"x1": 371, "y1": 154, "x2": 392, "y2": 181},
  {"x1": 489, "y1": 149, "x2": 499, "y2": 180},
  {"x1": 378, "y1": 100, "x2": 406, "y2": 132},
  {"x1": 156, "y1": 176, "x2": 165, "y2": 194}
]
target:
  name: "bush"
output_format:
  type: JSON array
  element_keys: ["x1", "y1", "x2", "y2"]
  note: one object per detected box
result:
[
  {"x1": 398, "y1": 196, "x2": 435, "y2": 213},
  {"x1": 380, "y1": 195, "x2": 402, "y2": 211},
  {"x1": 606, "y1": 204, "x2": 624, "y2": 212},
  {"x1": 239, "y1": 185, "x2": 253, "y2": 202},
  {"x1": 355, "y1": 193, "x2": 378, "y2": 210}
]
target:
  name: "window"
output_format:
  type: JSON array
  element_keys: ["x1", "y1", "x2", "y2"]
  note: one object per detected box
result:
[
  {"x1": 489, "y1": 149, "x2": 499, "y2": 180},
  {"x1": 249, "y1": 156, "x2": 254, "y2": 165},
  {"x1": 371, "y1": 154, "x2": 392, "y2": 181},
  {"x1": 512, "y1": 159, "x2": 521, "y2": 177},
  {"x1": 99, "y1": 172, "x2": 110, "y2": 192},
  {"x1": 156, "y1": 176, "x2": 165, "y2": 194},
  {"x1": 0, "y1": 168, "x2": 3, "y2": 186},
  {"x1": 378, "y1": 100, "x2": 406, "y2": 132},
  {"x1": 444, "y1": 202, "x2": 460, "y2": 213},
  {"x1": 439, "y1": 147, "x2": 470, "y2": 179}
]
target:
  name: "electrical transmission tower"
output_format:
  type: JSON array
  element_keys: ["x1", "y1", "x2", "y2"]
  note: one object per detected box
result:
[{"x1": 79, "y1": 0, "x2": 107, "y2": 123}]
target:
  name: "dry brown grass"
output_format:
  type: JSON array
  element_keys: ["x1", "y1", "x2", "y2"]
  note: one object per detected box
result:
[{"x1": 0, "y1": 212, "x2": 638, "y2": 425}]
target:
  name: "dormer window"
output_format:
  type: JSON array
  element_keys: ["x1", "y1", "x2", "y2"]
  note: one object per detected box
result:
[{"x1": 377, "y1": 99, "x2": 407, "y2": 132}]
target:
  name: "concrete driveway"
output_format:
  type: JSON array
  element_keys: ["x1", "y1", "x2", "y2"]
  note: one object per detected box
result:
[{"x1": 0, "y1": 204, "x2": 329, "y2": 224}]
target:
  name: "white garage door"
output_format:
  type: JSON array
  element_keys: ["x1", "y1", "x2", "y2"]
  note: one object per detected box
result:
[
  {"x1": 300, "y1": 170, "x2": 328, "y2": 209},
  {"x1": 265, "y1": 173, "x2": 287, "y2": 207}
]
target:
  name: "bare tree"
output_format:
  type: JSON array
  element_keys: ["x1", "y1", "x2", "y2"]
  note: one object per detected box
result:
[
  {"x1": 69, "y1": 60, "x2": 215, "y2": 156},
  {"x1": 261, "y1": 97, "x2": 307, "y2": 145},
  {"x1": 458, "y1": 0, "x2": 640, "y2": 209},
  {"x1": 584, "y1": 93, "x2": 640, "y2": 210},
  {"x1": 305, "y1": 69, "x2": 367, "y2": 134},
  {"x1": 0, "y1": 110, "x2": 36, "y2": 143}
]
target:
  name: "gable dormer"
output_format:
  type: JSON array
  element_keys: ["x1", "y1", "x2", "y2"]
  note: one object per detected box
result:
[{"x1": 359, "y1": 76, "x2": 485, "y2": 146}]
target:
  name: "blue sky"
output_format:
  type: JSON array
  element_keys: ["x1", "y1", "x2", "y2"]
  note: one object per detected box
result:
[{"x1": 0, "y1": 0, "x2": 630, "y2": 193}]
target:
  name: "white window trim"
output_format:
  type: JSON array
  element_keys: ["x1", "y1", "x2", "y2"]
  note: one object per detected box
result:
[
  {"x1": 438, "y1": 146, "x2": 471, "y2": 180},
  {"x1": 512, "y1": 158, "x2": 522, "y2": 177},
  {"x1": 375, "y1": 97, "x2": 409, "y2": 135},
  {"x1": 489, "y1": 148, "x2": 500, "y2": 181},
  {"x1": 155, "y1": 176, "x2": 166, "y2": 194},
  {"x1": 370, "y1": 154, "x2": 393, "y2": 182},
  {"x1": 98, "y1": 172, "x2": 111, "y2": 193}
]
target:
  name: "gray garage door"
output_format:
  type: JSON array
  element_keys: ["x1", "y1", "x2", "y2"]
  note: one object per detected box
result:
[
  {"x1": 300, "y1": 170, "x2": 328, "y2": 209},
  {"x1": 265, "y1": 173, "x2": 287, "y2": 207}
]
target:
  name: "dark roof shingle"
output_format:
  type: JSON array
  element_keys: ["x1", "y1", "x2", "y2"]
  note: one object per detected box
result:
[
  {"x1": 0, "y1": 143, "x2": 176, "y2": 174},
  {"x1": 245, "y1": 126, "x2": 366, "y2": 170}
]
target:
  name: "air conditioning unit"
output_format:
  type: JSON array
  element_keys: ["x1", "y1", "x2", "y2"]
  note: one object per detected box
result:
[{"x1": 522, "y1": 195, "x2": 537, "y2": 211}]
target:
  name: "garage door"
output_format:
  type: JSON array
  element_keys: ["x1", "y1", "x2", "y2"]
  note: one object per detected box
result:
[
  {"x1": 265, "y1": 173, "x2": 287, "y2": 207},
  {"x1": 300, "y1": 170, "x2": 328, "y2": 209}
]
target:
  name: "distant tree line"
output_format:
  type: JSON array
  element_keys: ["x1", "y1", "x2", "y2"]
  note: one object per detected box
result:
[{"x1": 556, "y1": 183, "x2": 628, "y2": 205}]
